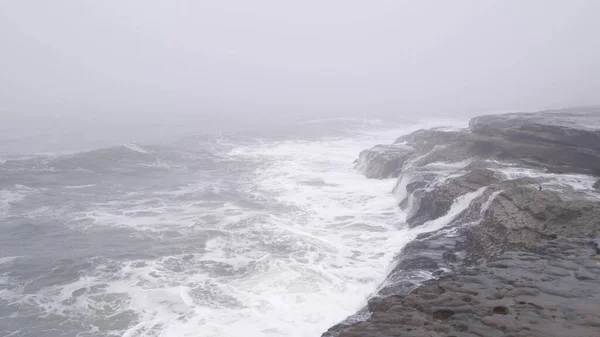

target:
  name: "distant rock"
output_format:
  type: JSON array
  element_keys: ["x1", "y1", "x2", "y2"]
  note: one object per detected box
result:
[
  {"x1": 469, "y1": 107, "x2": 600, "y2": 150},
  {"x1": 392, "y1": 107, "x2": 600, "y2": 176},
  {"x1": 468, "y1": 108, "x2": 600, "y2": 175}
]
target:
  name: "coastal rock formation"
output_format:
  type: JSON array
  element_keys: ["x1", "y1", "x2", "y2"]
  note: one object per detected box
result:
[
  {"x1": 469, "y1": 110, "x2": 600, "y2": 151},
  {"x1": 355, "y1": 144, "x2": 414, "y2": 179},
  {"x1": 323, "y1": 107, "x2": 600, "y2": 337},
  {"x1": 404, "y1": 168, "x2": 500, "y2": 228},
  {"x1": 342, "y1": 238, "x2": 600, "y2": 337},
  {"x1": 392, "y1": 108, "x2": 600, "y2": 176}
]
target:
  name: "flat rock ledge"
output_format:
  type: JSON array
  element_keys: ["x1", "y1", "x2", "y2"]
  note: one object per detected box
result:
[{"x1": 338, "y1": 238, "x2": 600, "y2": 337}]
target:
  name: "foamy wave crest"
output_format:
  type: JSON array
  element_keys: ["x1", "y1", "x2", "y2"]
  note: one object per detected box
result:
[
  {"x1": 123, "y1": 143, "x2": 150, "y2": 154},
  {"x1": 62, "y1": 184, "x2": 97, "y2": 189},
  {"x1": 0, "y1": 185, "x2": 36, "y2": 219}
]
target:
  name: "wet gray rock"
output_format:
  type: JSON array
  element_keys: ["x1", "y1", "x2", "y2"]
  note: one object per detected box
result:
[
  {"x1": 391, "y1": 108, "x2": 600, "y2": 176},
  {"x1": 466, "y1": 109, "x2": 600, "y2": 175},
  {"x1": 388, "y1": 175, "x2": 600, "y2": 286},
  {"x1": 406, "y1": 169, "x2": 500, "y2": 228},
  {"x1": 461, "y1": 182, "x2": 600, "y2": 264},
  {"x1": 594, "y1": 179, "x2": 600, "y2": 189},
  {"x1": 396, "y1": 129, "x2": 462, "y2": 153},
  {"x1": 355, "y1": 144, "x2": 414, "y2": 179},
  {"x1": 339, "y1": 238, "x2": 600, "y2": 337},
  {"x1": 469, "y1": 107, "x2": 600, "y2": 150}
]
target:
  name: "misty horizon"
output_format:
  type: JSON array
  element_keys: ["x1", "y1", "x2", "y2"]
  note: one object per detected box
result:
[
  {"x1": 2, "y1": 3, "x2": 600, "y2": 337},
  {"x1": 2, "y1": 1, "x2": 600, "y2": 129}
]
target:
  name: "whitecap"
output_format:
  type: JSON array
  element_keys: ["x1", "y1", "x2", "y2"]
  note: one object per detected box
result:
[
  {"x1": 63, "y1": 184, "x2": 97, "y2": 189},
  {"x1": 123, "y1": 143, "x2": 149, "y2": 154},
  {"x1": 0, "y1": 186, "x2": 37, "y2": 219},
  {"x1": 0, "y1": 256, "x2": 23, "y2": 265}
]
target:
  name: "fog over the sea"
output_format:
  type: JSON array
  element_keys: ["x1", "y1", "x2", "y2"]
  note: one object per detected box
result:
[
  {"x1": 1, "y1": 0, "x2": 599, "y2": 140},
  {"x1": 2, "y1": 3, "x2": 600, "y2": 337}
]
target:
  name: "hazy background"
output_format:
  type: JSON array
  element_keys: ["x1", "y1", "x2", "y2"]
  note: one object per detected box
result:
[{"x1": 1, "y1": 0, "x2": 599, "y2": 149}]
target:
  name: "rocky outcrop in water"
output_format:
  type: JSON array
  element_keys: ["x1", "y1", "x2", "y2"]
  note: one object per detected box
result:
[
  {"x1": 355, "y1": 144, "x2": 414, "y2": 179},
  {"x1": 324, "y1": 107, "x2": 600, "y2": 337}
]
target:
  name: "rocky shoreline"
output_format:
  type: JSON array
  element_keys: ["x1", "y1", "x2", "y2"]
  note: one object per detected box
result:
[{"x1": 323, "y1": 107, "x2": 600, "y2": 337}]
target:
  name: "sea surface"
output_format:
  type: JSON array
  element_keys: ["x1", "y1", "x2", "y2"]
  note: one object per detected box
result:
[{"x1": 0, "y1": 117, "x2": 464, "y2": 337}]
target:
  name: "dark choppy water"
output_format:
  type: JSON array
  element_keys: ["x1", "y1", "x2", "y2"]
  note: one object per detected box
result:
[{"x1": 0, "y1": 118, "x2": 459, "y2": 337}]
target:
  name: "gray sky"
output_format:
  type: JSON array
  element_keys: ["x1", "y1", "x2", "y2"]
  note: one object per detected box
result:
[{"x1": 1, "y1": 0, "x2": 599, "y2": 126}]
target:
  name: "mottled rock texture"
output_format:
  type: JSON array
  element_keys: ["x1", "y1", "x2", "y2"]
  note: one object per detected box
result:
[{"x1": 342, "y1": 239, "x2": 600, "y2": 337}]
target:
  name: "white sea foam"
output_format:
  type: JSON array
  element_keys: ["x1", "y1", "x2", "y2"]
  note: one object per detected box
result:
[
  {"x1": 0, "y1": 185, "x2": 36, "y2": 219},
  {"x1": 417, "y1": 187, "x2": 487, "y2": 232},
  {"x1": 7, "y1": 119, "x2": 488, "y2": 337},
  {"x1": 62, "y1": 184, "x2": 97, "y2": 189},
  {"x1": 421, "y1": 159, "x2": 472, "y2": 171},
  {"x1": 74, "y1": 194, "x2": 260, "y2": 232},
  {"x1": 124, "y1": 143, "x2": 150, "y2": 154},
  {"x1": 392, "y1": 156, "x2": 471, "y2": 204},
  {"x1": 479, "y1": 190, "x2": 503, "y2": 217},
  {"x1": 13, "y1": 120, "x2": 483, "y2": 337},
  {"x1": 140, "y1": 160, "x2": 176, "y2": 169}
]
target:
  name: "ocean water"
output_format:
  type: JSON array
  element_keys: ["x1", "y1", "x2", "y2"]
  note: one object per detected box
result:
[{"x1": 0, "y1": 117, "x2": 467, "y2": 337}]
